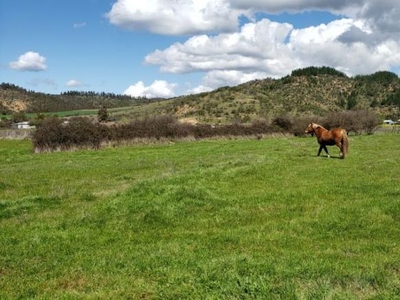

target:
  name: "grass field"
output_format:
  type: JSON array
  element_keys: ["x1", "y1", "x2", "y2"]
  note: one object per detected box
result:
[{"x1": 1, "y1": 134, "x2": 400, "y2": 299}]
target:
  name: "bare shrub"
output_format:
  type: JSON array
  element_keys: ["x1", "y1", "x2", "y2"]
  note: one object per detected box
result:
[
  {"x1": 291, "y1": 116, "x2": 317, "y2": 136},
  {"x1": 323, "y1": 112, "x2": 347, "y2": 129},
  {"x1": 347, "y1": 110, "x2": 379, "y2": 135},
  {"x1": 65, "y1": 117, "x2": 102, "y2": 149},
  {"x1": 319, "y1": 110, "x2": 379, "y2": 135},
  {"x1": 250, "y1": 119, "x2": 273, "y2": 135},
  {"x1": 32, "y1": 117, "x2": 65, "y2": 151},
  {"x1": 192, "y1": 124, "x2": 214, "y2": 139},
  {"x1": 32, "y1": 117, "x2": 102, "y2": 152},
  {"x1": 272, "y1": 116, "x2": 293, "y2": 132},
  {"x1": 31, "y1": 111, "x2": 379, "y2": 152}
]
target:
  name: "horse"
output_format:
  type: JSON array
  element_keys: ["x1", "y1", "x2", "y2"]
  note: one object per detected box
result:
[{"x1": 305, "y1": 122, "x2": 349, "y2": 158}]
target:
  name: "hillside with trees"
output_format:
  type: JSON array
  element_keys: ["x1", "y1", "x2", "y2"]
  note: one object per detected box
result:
[
  {"x1": 0, "y1": 83, "x2": 153, "y2": 114},
  {"x1": 1, "y1": 67, "x2": 400, "y2": 124},
  {"x1": 164, "y1": 67, "x2": 400, "y2": 124}
]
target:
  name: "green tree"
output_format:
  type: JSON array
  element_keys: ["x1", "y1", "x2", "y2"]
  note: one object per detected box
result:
[
  {"x1": 97, "y1": 106, "x2": 109, "y2": 123},
  {"x1": 11, "y1": 112, "x2": 28, "y2": 123},
  {"x1": 347, "y1": 91, "x2": 358, "y2": 110},
  {"x1": 30, "y1": 113, "x2": 47, "y2": 127}
]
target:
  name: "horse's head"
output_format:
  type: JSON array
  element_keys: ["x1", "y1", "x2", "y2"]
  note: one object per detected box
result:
[{"x1": 305, "y1": 122, "x2": 317, "y2": 134}]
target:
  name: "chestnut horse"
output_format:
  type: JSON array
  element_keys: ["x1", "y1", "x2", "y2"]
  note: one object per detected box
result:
[{"x1": 305, "y1": 123, "x2": 349, "y2": 158}]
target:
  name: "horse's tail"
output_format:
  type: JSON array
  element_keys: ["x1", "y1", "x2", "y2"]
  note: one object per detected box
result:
[{"x1": 342, "y1": 130, "x2": 349, "y2": 157}]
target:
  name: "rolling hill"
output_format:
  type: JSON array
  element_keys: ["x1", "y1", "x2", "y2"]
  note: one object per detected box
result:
[{"x1": 2, "y1": 67, "x2": 400, "y2": 124}]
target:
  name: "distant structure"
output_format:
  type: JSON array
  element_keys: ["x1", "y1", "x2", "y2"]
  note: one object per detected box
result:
[
  {"x1": 383, "y1": 119, "x2": 396, "y2": 125},
  {"x1": 12, "y1": 121, "x2": 34, "y2": 129}
]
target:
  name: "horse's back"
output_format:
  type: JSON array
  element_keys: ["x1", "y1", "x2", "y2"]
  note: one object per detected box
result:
[
  {"x1": 318, "y1": 128, "x2": 345, "y2": 144},
  {"x1": 333, "y1": 128, "x2": 347, "y2": 138}
]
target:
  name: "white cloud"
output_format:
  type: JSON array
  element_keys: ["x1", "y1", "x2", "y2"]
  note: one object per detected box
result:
[
  {"x1": 145, "y1": 19, "x2": 295, "y2": 74},
  {"x1": 288, "y1": 19, "x2": 400, "y2": 75},
  {"x1": 105, "y1": 0, "x2": 400, "y2": 46},
  {"x1": 66, "y1": 79, "x2": 84, "y2": 88},
  {"x1": 9, "y1": 51, "x2": 47, "y2": 72},
  {"x1": 106, "y1": 0, "x2": 397, "y2": 36},
  {"x1": 188, "y1": 70, "x2": 271, "y2": 94},
  {"x1": 123, "y1": 80, "x2": 177, "y2": 98},
  {"x1": 145, "y1": 19, "x2": 298, "y2": 89},
  {"x1": 289, "y1": 19, "x2": 354, "y2": 45},
  {"x1": 106, "y1": 0, "x2": 400, "y2": 94},
  {"x1": 187, "y1": 85, "x2": 213, "y2": 95},
  {"x1": 228, "y1": 0, "x2": 400, "y2": 37},
  {"x1": 145, "y1": 16, "x2": 400, "y2": 90},
  {"x1": 106, "y1": 0, "x2": 244, "y2": 35}
]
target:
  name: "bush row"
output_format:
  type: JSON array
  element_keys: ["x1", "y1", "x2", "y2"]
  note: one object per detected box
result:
[
  {"x1": 280, "y1": 110, "x2": 379, "y2": 136},
  {"x1": 31, "y1": 116, "x2": 275, "y2": 152},
  {"x1": 31, "y1": 110, "x2": 379, "y2": 152}
]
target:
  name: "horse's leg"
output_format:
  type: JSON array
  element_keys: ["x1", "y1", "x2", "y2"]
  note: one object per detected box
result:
[
  {"x1": 317, "y1": 145, "x2": 323, "y2": 156},
  {"x1": 322, "y1": 145, "x2": 330, "y2": 158},
  {"x1": 336, "y1": 141, "x2": 344, "y2": 158},
  {"x1": 338, "y1": 144, "x2": 343, "y2": 158}
]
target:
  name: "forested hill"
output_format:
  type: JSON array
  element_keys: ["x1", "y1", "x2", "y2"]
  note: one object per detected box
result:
[
  {"x1": 1, "y1": 67, "x2": 400, "y2": 122},
  {"x1": 0, "y1": 84, "x2": 155, "y2": 114},
  {"x1": 167, "y1": 67, "x2": 400, "y2": 122}
]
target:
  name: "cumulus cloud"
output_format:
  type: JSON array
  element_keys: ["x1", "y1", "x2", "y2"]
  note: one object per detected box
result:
[
  {"x1": 106, "y1": 0, "x2": 400, "y2": 93},
  {"x1": 145, "y1": 19, "x2": 295, "y2": 74},
  {"x1": 106, "y1": 0, "x2": 400, "y2": 41},
  {"x1": 288, "y1": 19, "x2": 400, "y2": 75},
  {"x1": 106, "y1": 0, "x2": 243, "y2": 35},
  {"x1": 123, "y1": 80, "x2": 177, "y2": 98},
  {"x1": 106, "y1": 0, "x2": 398, "y2": 36},
  {"x1": 144, "y1": 19, "x2": 299, "y2": 90},
  {"x1": 9, "y1": 51, "x2": 47, "y2": 71},
  {"x1": 146, "y1": 15, "x2": 400, "y2": 91},
  {"x1": 66, "y1": 79, "x2": 85, "y2": 88},
  {"x1": 187, "y1": 85, "x2": 213, "y2": 95},
  {"x1": 187, "y1": 70, "x2": 271, "y2": 94},
  {"x1": 228, "y1": 0, "x2": 400, "y2": 38},
  {"x1": 354, "y1": 0, "x2": 400, "y2": 37}
]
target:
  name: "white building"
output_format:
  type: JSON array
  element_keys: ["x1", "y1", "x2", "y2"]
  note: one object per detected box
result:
[
  {"x1": 383, "y1": 119, "x2": 396, "y2": 125},
  {"x1": 12, "y1": 121, "x2": 35, "y2": 129}
]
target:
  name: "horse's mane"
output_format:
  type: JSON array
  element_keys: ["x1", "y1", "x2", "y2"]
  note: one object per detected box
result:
[{"x1": 311, "y1": 123, "x2": 326, "y2": 130}]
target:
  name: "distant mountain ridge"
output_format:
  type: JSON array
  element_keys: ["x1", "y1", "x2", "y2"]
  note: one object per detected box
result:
[{"x1": 2, "y1": 67, "x2": 400, "y2": 123}]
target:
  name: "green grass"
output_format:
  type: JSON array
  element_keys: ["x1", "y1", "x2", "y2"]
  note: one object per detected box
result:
[{"x1": 1, "y1": 134, "x2": 400, "y2": 299}]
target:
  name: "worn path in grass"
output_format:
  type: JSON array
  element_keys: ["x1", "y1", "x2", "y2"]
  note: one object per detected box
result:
[{"x1": 1, "y1": 134, "x2": 400, "y2": 298}]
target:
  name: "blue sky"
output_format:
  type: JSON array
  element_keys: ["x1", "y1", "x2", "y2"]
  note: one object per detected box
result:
[{"x1": 1, "y1": 0, "x2": 400, "y2": 98}]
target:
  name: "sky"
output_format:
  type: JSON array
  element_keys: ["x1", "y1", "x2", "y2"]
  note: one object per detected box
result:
[{"x1": 1, "y1": 0, "x2": 400, "y2": 98}]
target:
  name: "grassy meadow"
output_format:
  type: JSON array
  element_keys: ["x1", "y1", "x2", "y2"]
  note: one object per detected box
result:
[{"x1": 1, "y1": 133, "x2": 400, "y2": 299}]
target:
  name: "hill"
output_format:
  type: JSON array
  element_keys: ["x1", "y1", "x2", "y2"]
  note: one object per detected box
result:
[
  {"x1": 166, "y1": 68, "x2": 400, "y2": 123},
  {"x1": 2, "y1": 67, "x2": 400, "y2": 123},
  {"x1": 0, "y1": 83, "x2": 155, "y2": 114}
]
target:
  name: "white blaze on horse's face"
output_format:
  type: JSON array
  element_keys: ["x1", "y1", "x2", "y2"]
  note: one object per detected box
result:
[{"x1": 305, "y1": 123, "x2": 314, "y2": 133}]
